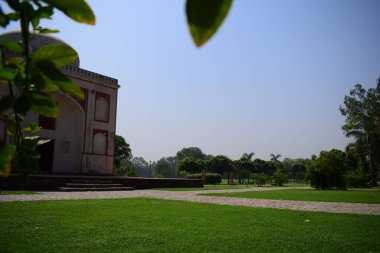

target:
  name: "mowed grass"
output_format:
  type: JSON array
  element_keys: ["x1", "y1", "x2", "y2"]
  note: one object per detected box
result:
[
  {"x1": 156, "y1": 183, "x2": 309, "y2": 191},
  {"x1": 1, "y1": 198, "x2": 379, "y2": 253},
  {"x1": 205, "y1": 189, "x2": 380, "y2": 204},
  {"x1": 155, "y1": 184, "x2": 249, "y2": 191},
  {"x1": 0, "y1": 190, "x2": 37, "y2": 195}
]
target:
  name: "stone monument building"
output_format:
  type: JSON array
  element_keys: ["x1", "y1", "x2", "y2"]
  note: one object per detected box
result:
[{"x1": 0, "y1": 32, "x2": 119, "y2": 175}]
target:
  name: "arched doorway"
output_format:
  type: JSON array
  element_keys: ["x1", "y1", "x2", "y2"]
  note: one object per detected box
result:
[{"x1": 39, "y1": 91, "x2": 85, "y2": 174}]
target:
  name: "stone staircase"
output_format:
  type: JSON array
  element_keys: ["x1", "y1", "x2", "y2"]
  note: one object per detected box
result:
[{"x1": 59, "y1": 179, "x2": 133, "y2": 192}]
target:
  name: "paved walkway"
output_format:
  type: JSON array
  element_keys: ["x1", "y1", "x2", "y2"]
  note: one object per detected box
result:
[{"x1": 1, "y1": 187, "x2": 380, "y2": 216}]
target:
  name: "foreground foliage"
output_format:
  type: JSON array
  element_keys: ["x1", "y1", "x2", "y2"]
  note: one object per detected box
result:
[
  {"x1": 0, "y1": 0, "x2": 94, "y2": 176},
  {"x1": 0, "y1": 198, "x2": 379, "y2": 253}
]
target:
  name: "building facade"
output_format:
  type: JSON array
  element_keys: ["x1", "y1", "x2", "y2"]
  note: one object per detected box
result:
[{"x1": 0, "y1": 32, "x2": 119, "y2": 175}]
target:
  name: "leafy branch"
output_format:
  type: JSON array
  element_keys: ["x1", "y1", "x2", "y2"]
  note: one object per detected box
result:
[{"x1": 0, "y1": 0, "x2": 94, "y2": 177}]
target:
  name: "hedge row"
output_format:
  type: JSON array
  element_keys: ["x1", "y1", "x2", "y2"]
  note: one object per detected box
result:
[{"x1": 185, "y1": 173, "x2": 222, "y2": 185}]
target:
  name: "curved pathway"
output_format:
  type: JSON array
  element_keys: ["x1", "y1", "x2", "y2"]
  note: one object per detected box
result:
[{"x1": 1, "y1": 187, "x2": 379, "y2": 216}]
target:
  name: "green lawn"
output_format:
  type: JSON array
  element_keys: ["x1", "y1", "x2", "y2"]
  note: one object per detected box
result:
[
  {"x1": 155, "y1": 184, "x2": 249, "y2": 191},
  {"x1": 156, "y1": 183, "x2": 309, "y2": 191},
  {"x1": 204, "y1": 189, "x2": 380, "y2": 204},
  {"x1": 0, "y1": 190, "x2": 37, "y2": 195},
  {"x1": 1, "y1": 198, "x2": 379, "y2": 253}
]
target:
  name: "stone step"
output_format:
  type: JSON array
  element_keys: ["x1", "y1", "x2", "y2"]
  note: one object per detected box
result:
[
  {"x1": 70, "y1": 180, "x2": 114, "y2": 184},
  {"x1": 59, "y1": 186, "x2": 134, "y2": 192},
  {"x1": 66, "y1": 183, "x2": 124, "y2": 188}
]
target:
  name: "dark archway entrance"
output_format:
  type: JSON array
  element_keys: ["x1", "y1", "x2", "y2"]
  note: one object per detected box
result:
[{"x1": 37, "y1": 140, "x2": 55, "y2": 173}]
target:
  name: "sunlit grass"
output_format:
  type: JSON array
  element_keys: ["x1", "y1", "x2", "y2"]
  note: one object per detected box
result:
[
  {"x1": 0, "y1": 198, "x2": 379, "y2": 253},
  {"x1": 0, "y1": 190, "x2": 37, "y2": 195},
  {"x1": 156, "y1": 182, "x2": 309, "y2": 191},
  {"x1": 204, "y1": 189, "x2": 380, "y2": 204}
]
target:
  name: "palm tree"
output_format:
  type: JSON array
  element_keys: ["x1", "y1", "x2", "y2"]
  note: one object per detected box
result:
[
  {"x1": 270, "y1": 153, "x2": 281, "y2": 163},
  {"x1": 240, "y1": 152, "x2": 255, "y2": 161}
]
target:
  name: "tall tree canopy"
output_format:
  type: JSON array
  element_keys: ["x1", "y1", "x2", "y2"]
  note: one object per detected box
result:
[
  {"x1": 340, "y1": 79, "x2": 380, "y2": 185},
  {"x1": 114, "y1": 135, "x2": 132, "y2": 168},
  {"x1": 176, "y1": 147, "x2": 207, "y2": 161}
]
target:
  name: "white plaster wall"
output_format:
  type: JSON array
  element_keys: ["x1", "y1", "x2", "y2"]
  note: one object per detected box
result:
[{"x1": 38, "y1": 92, "x2": 84, "y2": 173}]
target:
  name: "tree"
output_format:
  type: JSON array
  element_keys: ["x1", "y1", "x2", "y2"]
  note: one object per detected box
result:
[
  {"x1": 176, "y1": 147, "x2": 207, "y2": 161},
  {"x1": 340, "y1": 80, "x2": 380, "y2": 186},
  {"x1": 306, "y1": 149, "x2": 347, "y2": 190},
  {"x1": 178, "y1": 157, "x2": 204, "y2": 174},
  {"x1": 250, "y1": 173, "x2": 268, "y2": 186},
  {"x1": 207, "y1": 155, "x2": 234, "y2": 183},
  {"x1": 153, "y1": 158, "x2": 174, "y2": 178},
  {"x1": 114, "y1": 135, "x2": 132, "y2": 168},
  {"x1": 282, "y1": 158, "x2": 307, "y2": 182},
  {"x1": 270, "y1": 153, "x2": 282, "y2": 164},
  {"x1": 113, "y1": 135, "x2": 134, "y2": 176},
  {"x1": 131, "y1": 157, "x2": 151, "y2": 177},
  {"x1": 241, "y1": 152, "x2": 255, "y2": 161},
  {"x1": 272, "y1": 168, "x2": 288, "y2": 186},
  {"x1": 0, "y1": 0, "x2": 233, "y2": 177},
  {"x1": 234, "y1": 153, "x2": 255, "y2": 184},
  {"x1": 252, "y1": 158, "x2": 275, "y2": 175},
  {"x1": 269, "y1": 153, "x2": 288, "y2": 185}
]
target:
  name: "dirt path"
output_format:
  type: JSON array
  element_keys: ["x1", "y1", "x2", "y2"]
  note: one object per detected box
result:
[{"x1": 1, "y1": 187, "x2": 379, "y2": 216}]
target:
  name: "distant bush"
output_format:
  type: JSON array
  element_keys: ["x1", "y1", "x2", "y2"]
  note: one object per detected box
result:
[
  {"x1": 186, "y1": 173, "x2": 222, "y2": 185},
  {"x1": 272, "y1": 168, "x2": 288, "y2": 186},
  {"x1": 250, "y1": 173, "x2": 268, "y2": 186},
  {"x1": 344, "y1": 170, "x2": 368, "y2": 188},
  {"x1": 306, "y1": 149, "x2": 347, "y2": 190}
]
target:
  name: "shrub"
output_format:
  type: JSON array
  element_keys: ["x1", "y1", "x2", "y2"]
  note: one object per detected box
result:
[
  {"x1": 344, "y1": 170, "x2": 368, "y2": 188},
  {"x1": 250, "y1": 173, "x2": 268, "y2": 186},
  {"x1": 272, "y1": 168, "x2": 288, "y2": 186},
  {"x1": 306, "y1": 149, "x2": 347, "y2": 190},
  {"x1": 186, "y1": 173, "x2": 222, "y2": 185}
]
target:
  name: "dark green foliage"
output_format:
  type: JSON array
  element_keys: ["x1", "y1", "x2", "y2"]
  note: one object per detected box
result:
[
  {"x1": 272, "y1": 167, "x2": 288, "y2": 186},
  {"x1": 234, "y1": 153, "x2": 256, "y2": 183},
  {"x1": 306, "y1": 149, "x2": 348, "y2": 190},
  {"x1": 186, "y1": 0, "x2": 233, "y2": 47},
  {"x1": 253, "y1": 158, "x2": 276, "y2": 175},
  {"x1": 178, "y1": 157, "x2": 204, "y2": 173},
  {"x1": 131, "y1": 157, "x2": 151, "y2": 177},
  {"x1": 176, "y1": 146, "x2": 207, "y2": 161},
  {"x1": 282, "y1": 158, "x2": 308, "y2": 181},
  {"x1": 344, "y1": 170, "x2": 368, "y2": 188},
  {"x1": 206, "y1": 155, "x2": 233, "y2": 175},
  {"x1": 113, "y1": 135, "x2": 132, "y2": 168},
  {"x1": 153, "y1": 157, "x2": 177, "y2": 178},
  {"x1": 250, "y1": 173, "x2": 268, "y2": 186},
  {"x1": 186, "y1": 173, "x2": 222, "y2": 184},
  {"x1": 340, "y1": 80, "x2": 380, "y2": 186}
]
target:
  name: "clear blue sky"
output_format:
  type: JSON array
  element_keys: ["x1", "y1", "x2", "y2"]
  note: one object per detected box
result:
[{"x1": 2, "y1": 0, "x2": 380, "y2": 161}]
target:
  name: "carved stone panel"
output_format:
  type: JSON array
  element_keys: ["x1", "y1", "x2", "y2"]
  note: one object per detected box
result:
[
  {"x1": 94, "y1": 92, "x2": 110, "y2": 122},
  {"x1": 93, "y1": 129, "x2": 108, "y2": 155}
]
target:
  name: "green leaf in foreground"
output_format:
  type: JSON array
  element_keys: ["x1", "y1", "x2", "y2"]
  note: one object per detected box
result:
[
  {"x1": 0, "y1": 39, "x2": 23, "y2": 53},
  {"x1": 41, "y1": 0, "x2": 95, "y2": 25},
  {"x1": 33, "y1": 62, "x2": 84, "y2": 99},
  {"x1": 0, "y1": 142, "x2": 16, "y2": 176},
  {"x1": 30, "y1": 92, "x2": 58, "y2": 117},
  {"x1": 186, "y1": 0, "x2": 233, "y2": 47},
  {"x1": 31, "y1": 44, "x2": 78, "y2": 68}
]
